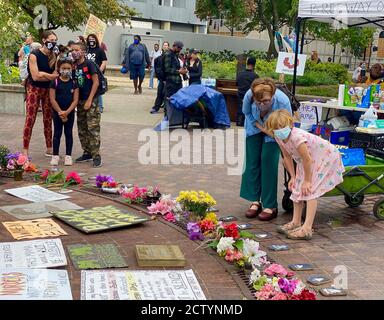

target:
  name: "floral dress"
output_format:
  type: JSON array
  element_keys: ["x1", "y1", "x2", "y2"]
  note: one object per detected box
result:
[{"x1": 276, "y1": 127, "x2": 345, "y2": 202}]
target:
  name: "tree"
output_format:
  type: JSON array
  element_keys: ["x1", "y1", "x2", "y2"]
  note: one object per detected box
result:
[
  {"x1": 8, "y1": 0, "x2": 137, "y2": 37},
  {"x1": 195, "y1": 0, "x2": 249, "y2": 36}
]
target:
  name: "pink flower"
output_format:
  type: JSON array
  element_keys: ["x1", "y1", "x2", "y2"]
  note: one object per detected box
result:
[
  {"x1": 264, "y1": 264, "x2": 292, "y2": 277},
  {"x1": 164, "y1": 212, "x2": 176, "y2": 222},
  {"x1": 147, "y1": 201, "x2": 172, "y2": 216},
  {"x1": 271, "y1": 292, "x2": 288, "y2": 300},
  {"x1": 16, "y1": 154, "x2": 28, "y2": 166},
  {"x1": 225, "y1": 249, "x2": 243, "y2": 263},
  {"x1": 66, "y1": 172, "x2": 81, "y2": 184}
]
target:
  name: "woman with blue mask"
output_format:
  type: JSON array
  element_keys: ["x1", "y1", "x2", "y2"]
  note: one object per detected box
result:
[
  {"x1": 266, "y1": 110, "x2": 344, "y2": 240},
  {"x1": 240, "y1": 78, "x2": 292, "y2": 221}
]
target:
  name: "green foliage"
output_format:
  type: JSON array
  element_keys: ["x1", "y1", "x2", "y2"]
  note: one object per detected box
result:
[
  {"x1": 202, "y1": 59, "x2": 237, "y2": 79},
  {"x1": 208, "y1": 240, "x2": 219, "y2": 250},
  {"x1": 296, "y1": 85, "x2": 339, "y2": 98},
  {"x1": 0, "y1": 145, "x2": 10, "y2": 169},
  {"x1": 0, "y1": 62, "x2": 20, "y2": 84},
  {"x1": 306, "y1": 61, "x2": 349, "y2": 83}
]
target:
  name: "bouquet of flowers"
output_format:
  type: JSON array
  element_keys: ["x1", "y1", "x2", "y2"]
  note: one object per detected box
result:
[
  {"x1": 121, "y1": 185, "x2": 160, "y2": 204},
  {"x1": 176, "y1": 190, "x2": 216, "y2": 219},
  {"x1": 63, "y1": 171, "x2": 82, "y2": 188},
  {"x1": 5, "y1": 152, "x2": 29, "y2": 171},
  {"x1": 147, "y1": 194, "x2": 182, "y2": 221},
  {"x1": 95, "y1": 175, "x2": 116, "y2": 188}
]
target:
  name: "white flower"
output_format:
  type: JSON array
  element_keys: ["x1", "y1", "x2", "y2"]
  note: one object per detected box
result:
[
  {"x1": 249, "y1": 269, "x2": 261, "y2": 285},
  {"x1": 217, "y1": 237, "x2": 235, "y2": 254},
  {"x1": 293, "y1": 280, "x2": 306, "y2": 295},
  {"x1": 242, "y1": 239, "x2": 267, "y2": 267}
]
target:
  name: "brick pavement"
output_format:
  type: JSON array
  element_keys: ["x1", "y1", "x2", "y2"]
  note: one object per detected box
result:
[{"x1": 1, "y1": 87, "x2": 384, "y2": 300}]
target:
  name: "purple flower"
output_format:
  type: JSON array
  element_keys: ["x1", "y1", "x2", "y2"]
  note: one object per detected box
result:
[
  {"x1": 187, "y1": 222, "x2": 204, "y2": 241},
  {"x1": 5, "y1": 152, "x2": 21, "y2": 161},
  {"x1": 95, "y1": 175, "x2": 114, "y2": 188},
  {"x1": 189, "y1": 231, "x2": 204, "y2": 241},
  {"x1": 278, "y1": 278, "x2": 297, "y2": 295}
]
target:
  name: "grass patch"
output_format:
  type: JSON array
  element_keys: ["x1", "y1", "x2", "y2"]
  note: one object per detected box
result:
[{"x1": 296, "y1": 85, "x2": 339, "y2": 98}]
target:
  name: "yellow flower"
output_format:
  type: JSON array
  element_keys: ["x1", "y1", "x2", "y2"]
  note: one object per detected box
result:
[{"x1": 205, "y1": 212, "x2": 218, "y2": 224}]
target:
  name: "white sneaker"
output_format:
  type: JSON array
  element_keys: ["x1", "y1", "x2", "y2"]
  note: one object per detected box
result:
[
  {"x1": 50, "y1": 155, "x2": 60, "y2": 166},
  {"x1": 64, "y1": 156, "x2": 73, "y2": 166}
]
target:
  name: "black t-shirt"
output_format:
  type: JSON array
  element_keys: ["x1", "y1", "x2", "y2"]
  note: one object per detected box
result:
[
  {"x1": 75, "y1": 60, "x2": 98, "y2": 101},
  {"x1": 236, "y1": 69, "x2": 259, "y2": 99},
  {"x1": 86, "y1": 47, "x2": 107, "y2": 68},
  {"x1": 50, "y1": 78, "x2": 78, "y2": 110},
  {"x1": 28, "y1": 49, "x2": 55, "y2": 88}
]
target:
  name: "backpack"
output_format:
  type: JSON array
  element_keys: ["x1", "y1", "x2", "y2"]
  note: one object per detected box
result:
[
  {"x1": 275, "y1": 83, "x2": 300, "y2": 112},
  {"x1": 154, "y1": 54, "x2": 165, "y2": 81},
  {"x1": 84, "y1": 60, "x2": 108, "y2": 96}
]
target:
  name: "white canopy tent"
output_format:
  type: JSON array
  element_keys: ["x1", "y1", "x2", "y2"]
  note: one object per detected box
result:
[{"x1": 292, "y1": 0, "x2": 384, "y2": 94}]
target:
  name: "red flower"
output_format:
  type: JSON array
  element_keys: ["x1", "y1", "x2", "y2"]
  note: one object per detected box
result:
[
  {"x1": 199, "y1": 219, "x2": 215, "y2": 233},
  {"x1": 41, "y1": 169, "x2": 49, "y2": 180},
  {"x1": 66, "y1": 171, "x2": 81, "y2": 184},
  {"x1": 224, "y1": 223, "x2": 240, "y2": 239},
  {"x1": 291, "y1": 289, "x2": 316, "y2": 300}
]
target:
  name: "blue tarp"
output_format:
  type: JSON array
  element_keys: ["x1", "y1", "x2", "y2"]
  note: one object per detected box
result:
[{"x1": 169, "y1": 85, "x2": 231, "y2": 128}]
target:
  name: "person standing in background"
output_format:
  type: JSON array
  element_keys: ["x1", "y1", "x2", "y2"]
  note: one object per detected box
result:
[
  {"x1": 122, "y1": 35, "x2": 150, "y2": 95},
  {"x1": 150, "y1": 41, "x2": 170, "y2": 114},
  {"x1": 18, "y1": 35, "x2": 34, "y2": 62},
  {"x1": 186, "y1": 49, "x2": 203, "y2": 85},
  {"x1": 310, "y1": 51, "x2": 321, "y2": 64},
  {"x1": 86, "y1": 34, "x2": 107, "y2": 113},
  {"x1": 149, "y1": 43, "x2": 162, "y2": 89},
  {"x1": 236, "y1": 57, "x2": 259, "y2": 127}
]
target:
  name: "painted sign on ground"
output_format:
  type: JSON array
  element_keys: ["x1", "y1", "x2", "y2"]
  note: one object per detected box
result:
[
  {"x1": 51, "y1": 206, "x2": 149, "y2": 234},
  {"x1": 0, "y1": 269, "x2": 72, "y2": 300},
  {"x1": 0, "y1": 239, "x2": 67, "y2": 269},
  {"x1": 4, "y1": 185, "x2": 70, "y2": 203},
  {"x1": 67, "y1": 244, "x2": 128, "y2": 270},
  {"x1": 0, "y1": 200, "x2": 83, "y2": 220},
  {"x1": 84, "y1": 14, "x2": 107, "y2": 43},
  {"x1": 2, "y1": 218, "x2": 67, "y2": 240},
  {"x1": 81, "y1": 269, "x2": 206, "y2": 300},
  {"x1": 276, "y1": 52, "x2": 307, "y2": 76}
]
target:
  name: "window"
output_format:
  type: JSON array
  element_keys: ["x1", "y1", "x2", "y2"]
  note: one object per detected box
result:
[
  {"x1": 172, "y1": 0, "x2": 186, "y2": 8},
  {"x1": 159, "y1": 0, "x2": 171, "y2": 5}
]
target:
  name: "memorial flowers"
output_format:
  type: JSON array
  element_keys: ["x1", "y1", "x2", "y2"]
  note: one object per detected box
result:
[
  {"x1": 64, "y1": 172, "x2": 82, "y2": 186},
  {"x1": 6, "y1": 152, "x2": 29, "y2": 171},
  {"x1": 121, "y1": 185, "x2": 160, "y2": 204},
  {"x1": 176, "y1": 190, "x2": 216, "y2": 218},
  {"x1": 147, "y1": 194, "x2": 181, "y2": 217},
  {"x1": 95, "y1": 175, "x2": 115, "y2": 188}
]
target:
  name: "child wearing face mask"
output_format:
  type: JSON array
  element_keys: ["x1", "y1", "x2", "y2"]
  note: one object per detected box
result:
[
  {"x1": 49, "y1": 58, "x2": 79, "y2": 166},
  {"x1": 266, "y1": 109, "x2": 345, "y2": 240}
]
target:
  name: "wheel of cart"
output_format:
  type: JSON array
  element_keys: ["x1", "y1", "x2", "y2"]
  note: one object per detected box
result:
[{"x1": 282, "y1": 155, "x2": 384, "y2": 219}]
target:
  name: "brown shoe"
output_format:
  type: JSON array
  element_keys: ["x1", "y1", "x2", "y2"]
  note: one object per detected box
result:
[
  {"x1": 246, "y1": 202, "x2": 262, "y2": 219},
  {"x1": 258, "y1": 208, "x2": 278, "y2": 221}
]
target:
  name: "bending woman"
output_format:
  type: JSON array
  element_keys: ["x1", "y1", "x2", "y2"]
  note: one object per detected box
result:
[
  {"x1": 240, "y1": 78, "x2": 292, "y2": 221},
  {"x1": 23, "y1": 31, "x2": 58, "y2": 156}
]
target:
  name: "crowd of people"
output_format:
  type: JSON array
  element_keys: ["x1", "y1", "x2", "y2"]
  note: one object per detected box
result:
[{"x1": 21, "y1": 31, "x2": 108, "y2": 168}]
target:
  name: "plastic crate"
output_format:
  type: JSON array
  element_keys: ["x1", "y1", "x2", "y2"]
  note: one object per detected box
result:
[
  {"x1": 367, "y1": 148, "x2": 384, "y2": 159},
  {"x1": 349, "y1": 131, "x2": 384, "y2": 150},
  {"x1": 330, "y1": 131, "x2": 350, "y2": 146}
]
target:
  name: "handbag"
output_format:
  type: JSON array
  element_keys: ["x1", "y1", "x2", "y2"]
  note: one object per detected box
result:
[{"x1": 339, "y1": 148, "x2": 366, "y2": 167}]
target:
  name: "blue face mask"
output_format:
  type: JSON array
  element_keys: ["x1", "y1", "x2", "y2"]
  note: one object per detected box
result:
[
  {"x1": 274, "y1": 126, "x2": 291, "y2": 140},
  {"x1": 134, "y1": 39, "x2": 139, "y2": 45}
]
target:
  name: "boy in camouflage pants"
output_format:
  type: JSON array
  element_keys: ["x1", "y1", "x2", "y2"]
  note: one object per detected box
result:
[{"x1": 71, "y1": 42, "x2": 102, "y2": 168}]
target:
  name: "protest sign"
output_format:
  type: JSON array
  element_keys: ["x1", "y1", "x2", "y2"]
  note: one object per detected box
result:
[
  {"x1": 0, "y1": 239, "x2": 67, "y2": 268},
  {"x1": 4, "y1": 185, "x2": 70, "y2": 203},
  {"x1": 51, "y1": 206, "x2": 149, "y2": 234},
  {"x1": 2, "y1": 219, "x2": 67, "y2": 240},
  {"x1": 276, "y1": 52, "x2": 307, "y2": 76},
  {"x1": 81, "y1": 269, "x2": 206, "y2": 300},
  {"x1": 0, "y1": 269, "x2": 72, "y2": 300},
  {"x1": 84, "y1": 14, "x2": 107, "y2": 42}
]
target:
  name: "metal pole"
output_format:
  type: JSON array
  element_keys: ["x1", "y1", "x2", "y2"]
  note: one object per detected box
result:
[
  {"x1": 292, "y1": 18, "x2": 302, "y2": 96},
  {"x1": 300, "y1": 19, "x2": 306, "y2": 54},
  {"x1": 333, "y1": 44, "x2": 336, "y2": 62}
]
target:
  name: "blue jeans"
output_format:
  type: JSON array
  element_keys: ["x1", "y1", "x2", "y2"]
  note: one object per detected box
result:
[
  {"x1": 98, "y1": 95, "x2": 103, "y2": 112},
  {"x1": 149, "y1": 68, "x2": 155, "y2": 88}
]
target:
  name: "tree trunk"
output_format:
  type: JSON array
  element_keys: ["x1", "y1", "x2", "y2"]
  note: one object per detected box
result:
[{"x1": 267, "y1": 27, "x2": 278, "y2": 60}]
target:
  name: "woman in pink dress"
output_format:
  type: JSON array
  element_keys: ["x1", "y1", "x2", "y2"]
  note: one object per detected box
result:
[{"x1": 266, "y1": 110, "x2": 345, "y2": 240}]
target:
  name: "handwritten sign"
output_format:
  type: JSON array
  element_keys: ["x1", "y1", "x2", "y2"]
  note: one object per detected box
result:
[
  {"x1": 2, "y1": 219, "x2": 67, "y2": 240},
  {"x1": 0, "y1": 239, "x2": 67, "y2": 269},
  {"x1": 276, "y1": 52, "x2": 307, "y2": 76},
  {"x1": 0, "y1": 269, "x2": 72, "y2": 300},
  {"x1": 0, "y1": 200, "x2": 82, "y2": 220},
  {"x1": 81, "y1": 269, "x2": 206, "y2": 300},
  {"x1": 51, "y1": 206, "x2": 149, "y2": 234},
  {"x1": 298, "y1": 103, "x2": 323, "y2": 125},
  {"x1": 4, "y1": 185, "x2": 70, "y2": 203},
  {"x1": 84, "y1": 14, "x2": 107, "y2": 43},
  {"x1": 67, "y1": 244, "x2": 128, "y2": 270}
]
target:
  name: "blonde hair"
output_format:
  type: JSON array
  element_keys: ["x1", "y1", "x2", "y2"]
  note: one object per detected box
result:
[
  {"x1": 251, "y1": 78, "x2": 276, "y2": 101},
  {"x1": 265, "y1": 109, "x2": 294, "y2": 136}
]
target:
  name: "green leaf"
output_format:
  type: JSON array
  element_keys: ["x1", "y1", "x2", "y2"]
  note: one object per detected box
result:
[
  {"x1": 239, "y1": 231, "x2": 256, "y2": 239},
  {"x1": 208, "y1": 240, "x2": 219, "y2": 250},
  {"x1": 233, "y1": 239, "x2": 244, "y2": 251}
]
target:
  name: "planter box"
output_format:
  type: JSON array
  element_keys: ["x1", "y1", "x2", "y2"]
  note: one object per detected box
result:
[
  {"x1": 0, "y1": 84, "x2": 25, "y2": 115},
  {"x1": 215, "y1": 79, "x2": 238, "y2": 122}
]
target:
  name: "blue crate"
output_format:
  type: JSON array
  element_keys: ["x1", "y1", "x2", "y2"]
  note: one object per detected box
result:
[{"x1": 330, "y1": 130, "x2": 351, "y2": 146}]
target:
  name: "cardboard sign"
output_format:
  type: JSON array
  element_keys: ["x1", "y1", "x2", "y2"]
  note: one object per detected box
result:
[
  {"x1": 0, "y1": 201, "x2": 83, "y2": 220},
  {"x1": 0, "y1": 239, "x2": 67, "y2": 269},
  {"x1": 4, "y1": 185, "x2": 70, "y2": 203},
  {"x1": 84, "y1": 14, "x2": 107, "y2": 43},
  {"x1": 298, "y1": 103, "x2": 323, "y2": 125},
  {"x1": 276, "y1": 52, "x2": 307, "y2": 76},
  {"x1": 67, "y1": 244, "x2": 128, "y2": 270},
  {"x1": 81, "y1": 269, "x2": 206, "y2": 300},
  {"x1": 2, "y1": 219, "x2": 67, "y2": 240},
  {"x1": 51, "y1": 206, "x2": 149, "y2": 234},
  {"x1": 0, "y1": 269, "x2": 72, "y2": 300}
]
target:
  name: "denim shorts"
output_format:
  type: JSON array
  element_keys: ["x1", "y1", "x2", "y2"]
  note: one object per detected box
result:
[{"x1": 129, "y1": 65, "x2": 145, "y2": 80}]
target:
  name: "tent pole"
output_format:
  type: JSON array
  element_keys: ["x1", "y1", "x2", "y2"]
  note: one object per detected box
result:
[
  {"x1": 292, "y1": 17, "x2": 302, "y2": 96},
  {"x1": 300, "y1": 19, "x2": 306, "y2": 54}
]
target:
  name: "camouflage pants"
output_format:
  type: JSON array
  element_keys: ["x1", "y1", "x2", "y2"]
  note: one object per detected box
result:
[{"x1": 77, "y1": 98, "x2": 101, "y2": 158}]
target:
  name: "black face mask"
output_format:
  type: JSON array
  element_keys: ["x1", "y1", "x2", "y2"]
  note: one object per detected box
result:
[
  {"x1": 88, "y1": 40, "x2": 96, "y2": 47},
  {"x1": 45, "y1": 41, "x2": 57, "y2": 51}
]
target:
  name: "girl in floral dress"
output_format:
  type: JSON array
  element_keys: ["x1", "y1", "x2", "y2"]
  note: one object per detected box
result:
[{"x1": 266, "y1": 110, "x2": 345, "y2": 240}]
